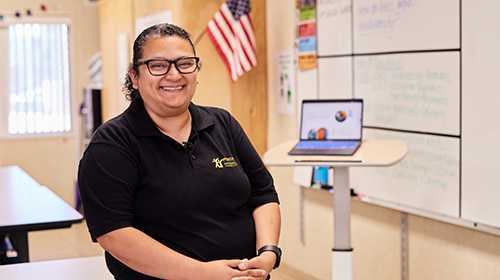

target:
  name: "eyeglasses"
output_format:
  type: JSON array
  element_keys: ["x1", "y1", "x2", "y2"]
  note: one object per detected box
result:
[{"x1": 137, "y1": 56, "x2": 200, "y2": 76}]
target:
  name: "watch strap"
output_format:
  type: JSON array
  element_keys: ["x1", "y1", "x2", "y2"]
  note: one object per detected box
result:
[{"x1": 257, "y1": 245, "x2": 282, "y2": 269}]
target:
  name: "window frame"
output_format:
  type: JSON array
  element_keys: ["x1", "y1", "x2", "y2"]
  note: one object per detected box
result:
[{"x1": 0, "y1": 17, "x2": 75, "y2": 139}]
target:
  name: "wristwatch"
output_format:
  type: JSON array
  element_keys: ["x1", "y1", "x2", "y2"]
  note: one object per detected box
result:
[{"x1": 257, "y1": 245, "x2": 282, "y2": 269}]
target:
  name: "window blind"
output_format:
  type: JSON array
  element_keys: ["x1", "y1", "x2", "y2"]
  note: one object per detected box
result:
[{"x1": 8, "y1": 23, "x2": 71, "y2": 135}]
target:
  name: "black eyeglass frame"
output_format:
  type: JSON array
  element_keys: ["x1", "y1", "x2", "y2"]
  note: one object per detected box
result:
[{"x1": 136, "y1": 56, "x2": 201, "y2": 76}]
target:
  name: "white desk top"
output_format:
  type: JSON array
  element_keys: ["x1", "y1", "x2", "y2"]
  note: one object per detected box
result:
[
  {"x1": 263, "y1": 140, "x2": 407, "y2": 167},
  {"x1": 0, "y1": 166, "x2": 83, "y2": 230},
  {"x1": 0, "y1": 256, "x2": 113, "y2": 279}
]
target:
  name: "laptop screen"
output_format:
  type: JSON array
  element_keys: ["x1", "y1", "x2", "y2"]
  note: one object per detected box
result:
[{"x1": 300, "y1": 99, "x2": 363, "y2": 140}]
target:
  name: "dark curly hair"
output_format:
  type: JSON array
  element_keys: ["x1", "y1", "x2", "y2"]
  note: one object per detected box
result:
[{"x1": 123, "y1": 23, "x2": 197, "y2": 101}]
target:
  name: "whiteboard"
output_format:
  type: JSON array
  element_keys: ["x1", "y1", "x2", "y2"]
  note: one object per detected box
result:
[
  {"x1": 296, "y1": 68, "x2": 318, "y2": 124},
  {"x1": 354, "y1": 52, "x2": 460, "y2": 135},
  {"x1": 317, "y1": 0, "x2": 352, "y2": 55},
  {"x1": 305, "y1": 0, "x2": 500, "y2": 229},
  {"x1": 296, "y1": 68, "x2": 318, "y2": 101},
  {"x1": 353, "y1": 0, "x2": 459, "y2": 53},
  {"x1": 461, "y1": 0, "x2": 500, "y2": 227},
  {"x1": 351, "y1": 129, "x2": 460, "y2": 217},
  {"x1": 318, "y1": 57, "x2": 352, "y2": 99}
]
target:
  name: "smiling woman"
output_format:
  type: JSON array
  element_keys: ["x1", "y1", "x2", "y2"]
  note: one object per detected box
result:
[
  {"x1": 129, "y1": 35, "x2": 199, "y2": 137},
  {"x1": 78, "y1": 23, "x2": 282, "y2": 280}
]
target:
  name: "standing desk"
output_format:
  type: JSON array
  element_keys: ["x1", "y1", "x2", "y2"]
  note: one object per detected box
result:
[
  {"x1": 0, "y1": 256, "x2": 113, "y2": 279},
  {"x1": 263, "y1": 140, "x2": 407, "y2": 280},
  {"x1": 0, "y1": 166, "x2": 83, "y2": 264}
]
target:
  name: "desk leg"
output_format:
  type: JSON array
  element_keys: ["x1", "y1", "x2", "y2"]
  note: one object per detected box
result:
[
  {"x1": 1, "y1": 232, "x2": 29, "y2": 264},
  {"x1": 332, "y1": 167, "x2": 352, "y2": 280}
]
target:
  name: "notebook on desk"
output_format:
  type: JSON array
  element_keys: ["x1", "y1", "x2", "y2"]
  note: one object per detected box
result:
[{"x1": 288, "y1": 99, "x2": 363, "y2": 156}]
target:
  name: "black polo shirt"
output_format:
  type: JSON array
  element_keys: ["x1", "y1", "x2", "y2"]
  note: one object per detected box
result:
[{"x1": 78, "y1": 99, "x2": 279, "y2": 279}]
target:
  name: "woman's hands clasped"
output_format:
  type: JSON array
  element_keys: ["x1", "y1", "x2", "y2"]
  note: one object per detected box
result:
[
  {"x1": 233, "y1": 252, "x2": 276, "y2": 280},
  {"x1": 200, "y1": 259, "x2": 267, "y2": 280}
]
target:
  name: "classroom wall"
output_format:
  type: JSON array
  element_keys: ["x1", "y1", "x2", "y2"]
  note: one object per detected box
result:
[
  {"x1": 98, "y1": 0, "x2": 133, "y2": 120},
  {"x1": 0, "y1": 0, "x2": 100, "y2": 203},
  {"x1": 3, "y1": 1, "x2": 498, "y2": 279},
  {"x1": 267, "y1": 1, "x2": 500, "y2": 280}
]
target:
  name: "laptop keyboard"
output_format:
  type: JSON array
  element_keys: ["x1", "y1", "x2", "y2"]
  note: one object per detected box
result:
[{"x1": 296, "y1": 140, "x2": 359, "y2": 149}]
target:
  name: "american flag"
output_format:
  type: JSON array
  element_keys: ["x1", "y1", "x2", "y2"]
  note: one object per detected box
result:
[{"x1": 207, "y1": 0, "x2": 257, "y2": 81}]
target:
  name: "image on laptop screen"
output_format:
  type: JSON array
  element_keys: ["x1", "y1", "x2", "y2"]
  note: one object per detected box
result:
[{"x1": 300, "y1": 100, "x2": 363, "y2": 140}]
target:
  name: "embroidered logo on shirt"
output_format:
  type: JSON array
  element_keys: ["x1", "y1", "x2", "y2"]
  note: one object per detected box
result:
[{"x1": 212, "y1": 157, "x2": 238, "y2": 168}]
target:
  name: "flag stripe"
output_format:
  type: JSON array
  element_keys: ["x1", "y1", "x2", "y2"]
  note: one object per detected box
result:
[
  {"x1": 213, "y1": 12, "x2": 246, "y2": 74},
  {"x1": 207, "y1": 24, "x2": 234, "y2": 79},
  {"x1": 240, "y1": 16, "x2": 256, "y2": 55},
  {"x1": 207, "y1": 21, "x2": 238, "y2": 80},
  {"x1": 243, "y1": 16, "x2": 256, "y2": 48},
  {"x1": 220, "y1": 4, "x2": 236, "y2": 36},
  {"x1": 213, "y1": 13, "x2": 236, "y2": 54},
  {"x1": 233, "y1": 34, "x2": 252, "y2": 71},
  {"x1": 207, "y1": 0, "x2": 256, "y2": 81},
  {"x1": 234, "y1": 21, "x2": 257, "y2": 66},
  {"x1": 220, "y1": 5, "x2": 252, "y2": 71}
]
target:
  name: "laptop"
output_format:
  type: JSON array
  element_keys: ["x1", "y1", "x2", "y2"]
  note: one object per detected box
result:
[{"x1": 288, "y1": 99, "x2": 363, "y2": 156}]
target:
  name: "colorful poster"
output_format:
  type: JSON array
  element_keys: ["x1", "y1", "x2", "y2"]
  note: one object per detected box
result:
[
  {"x1": 299, "y1": 8, "x2": 316, "y2": 21},
  {"x1": 297, "y1": 0, "x2": 317, "y2": 9},
  {"x1": 298, "y1": 22, "x2": 316, "y2": 37},
  {"x1": 297, "y1": 0, "x2": 317, "y2": 71},
  {"x1": 298, "y1": 37, "x2": 316, "y2": 52},
  {"x1": 298, "y1": 54, "x2": 317, "y2": 70}
]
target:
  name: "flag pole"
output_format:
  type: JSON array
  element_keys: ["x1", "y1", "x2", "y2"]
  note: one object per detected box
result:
[{"x1": 194, "y1": 29, "x2": 207, "y2": 46}]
